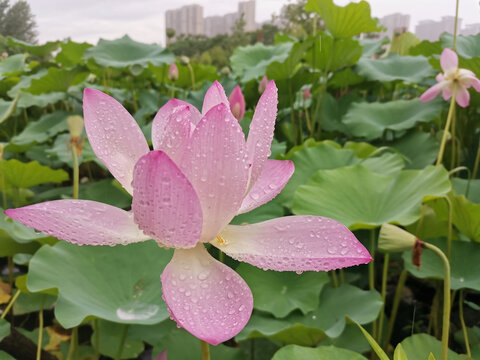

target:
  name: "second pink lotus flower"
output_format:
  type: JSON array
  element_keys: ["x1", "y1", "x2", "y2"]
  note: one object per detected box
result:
[{"x1": 5, "y1": 80, "x2": 371, "y2": 345}]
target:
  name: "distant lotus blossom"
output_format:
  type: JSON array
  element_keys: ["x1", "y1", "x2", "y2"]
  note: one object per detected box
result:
[
  {"x1": 5, "y1": 81, "x2": 371, "y2": 345},
  {"x1": 420, "y1": 48, "x2": 480, "y2": 107},
  {"x1": 228, "y1": 85, "x2": 245, "y2": 121},
  {"x1": 168, "y1": 62, "x2": 179, "y2": 82},
  {"x1": 258, "y1": 75, "x2": 268, "y2": 94},
  {"x1": 303, "y1": 88, "x2": 311, "y2": 100}
]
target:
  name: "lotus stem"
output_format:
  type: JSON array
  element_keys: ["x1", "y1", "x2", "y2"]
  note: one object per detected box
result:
[
  {"x1": 36, "y1": 296, "x2": 45, "y2": 360},
  {"x1": 384, "y1": 269, "x2": 407, "y2": 348},
  {"x1": 201, "y1": 340, "x2": 210, "y2": 360},
  {"x1": 115, "y1": 324, "x2": 129, "y2": 360},
  {"x1": 93, "y1": 318, "x2": 100, "y2": 360},
  {"x1": 339, "y1": 268, "x2": 345, "y2": 284},
  {"x1": 331, "y1": 270, "x2": 339, "y2": 288},
  {"x1": 422, "y1": 242, "x2": 451, "y2": 360},
  {"x1": 459, "y1": 290, "x2": 471, "y2": 357},
  {"x1": 453, "y1": 0, "x2": 460, "y2": 51},
  {"x1": 187, "y1": 63, "x2": 196, "y2": 91},
  {"x1": 1, "y1": 289, "x2": 21, "y2": 319},
  {"x1": 377, "y1": 253, "x2": 390, "y2": 343},
  {"x1": 444, "y1": 196, "x2": 453, "y2": 259},
  {"x1": 66, "y1": 327, "x2": 78, "y2": 360},
  {"x1": 450, "y1": 109, "x2": 456, "y2": 170},
  {"x1": 436, "y1": 88, "x2": 457, "y2": 166},
  {"x1": 369, "y1": 229, "x2": 376, "y2": 290},
  {"x1": 472, "y1": 141, "x2": 480, "y2": 179},
  {"x1": 71, "y1": 146, "x2": 79, "y2": 200}
]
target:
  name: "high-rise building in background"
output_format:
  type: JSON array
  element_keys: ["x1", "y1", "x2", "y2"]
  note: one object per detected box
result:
[
  {"x1": 415, "y1": 16, "x2": 462, "y2": 41},
  {"x1": 165, "y1": 4, "x2": 204, "y2": 37},
  {"x1": 379, "y1": 13, "x2": 410, "y2": 39},
  {"x1": 167, "y1": 1, "x2": 256, "y2": 39}
]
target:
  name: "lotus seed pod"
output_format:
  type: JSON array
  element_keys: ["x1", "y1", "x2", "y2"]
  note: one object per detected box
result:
[
  {"x1": 67, "y1": 115, "x2": 84, "y2": 139},
  {"x1": 378, "y1": 223, "x2": 417, "y2": 253}
]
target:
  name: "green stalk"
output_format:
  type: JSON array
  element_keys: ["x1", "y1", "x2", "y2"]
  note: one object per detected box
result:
[
  {"x1": 377, "y1": 253, "x2": 390, "y2": 343},
  {"x1": 450, "y1": 109, "x2": 457, "y2": 170},
  {"x1": 115, "y1": 324, "x2": 129, "y2": 360},
  {"x1": 331, "y1": 270, "x2": 339, "y2": 288},
  {"x1": 452, "y1": 0, "x2": 460, "y2": 51},
  {"x1": 436, "y1": 88, "x2": 457, "y2": 166},
  {"x1": 187, "y1": 63, "x2": 196, "y2": 91},
  {"x1": 472, "y1": 141, "x2": 480, "y2": 179},
  {"x1": 384, "y1": 269, "x2": 407, "y2": 348},
  {"x1": 93, "y1": 318, "x2": 100, "y2": 360},
  {"x1": 201, "y1": 340, "x2": 211, "y2": 360},
  {"x1": 444, "y1": 196, "x2": 453, "y2": 259},
  {"x1": 369, "y1": 230, "x2": 376, "y2": 290},
  {"x1": 71, "y1": 146, "x2": 79, "y2": 200},
  {"x1": 66, "y1": 327, "x2": 78, "y2": 360},
  {"x1": 36, "y1": 296, "x2": 45, "y2": 360},
  {"x1": 422, "y1": 242, "x2": 451, "y2": 360},
  {"x1": 1, "y1": 290, "x2": 21, "y2": 319},
  {"x1": 459, "y1": 290, "x2": 471, "y2": 357},
  {"x1": 339, "y1": 268, "x2": 345, "y2": 284}
]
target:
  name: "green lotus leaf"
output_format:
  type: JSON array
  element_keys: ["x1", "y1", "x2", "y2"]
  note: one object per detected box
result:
[
  {"x1": 409, "y1": 39, "x2": 442, "y2": 57},
  {"x1": 342, "y1": 99, "x2": 442, "y2": 140},
  {"x1": 13, "y1": 293, "x2": 56, "y2": 316},
  {"x1": 55, "y1": 40, "x2": 92, "y2": 67},
  {"x1": 305, "y1": 0, "x2": 380, "y2": 38},
  {"x1": 389, "y1": 32, "x2": 421, "y2": 56},
  {"x1": 236, "y1": 263, "x2": 329, "y2": 317},
  {"x1": 0, "y1": 54, "x2": 26, "y2": 79},
  {"x1": 441, "y1": 33, "x2": 480, "y2": 59},
  {"x1": 25, "y1": 67, "x2": 85, "y2": 95},
  {"x1": 356, "y1": 55, "x2": 434, "y2": 83},
  {"x1": 238, "y1": 285, "x2": 382, "y2": 345},
  {"x1": 0, "y1": 159, "x2": 68, "y2": 188},
  {"x1": 272, "y1": 345, "x2": 367, "y2": 360},
  {"x1": 428, "y1": 193, "x2": 480, "y2": 242},
  {"x1": 0, "y1": 97, "x2": 18, "y2": 125},
  {"x1": 305, "y1": 33, "x2": 362, "y2": 72},
  {"x1": 231, "y1": 196, "x2": 284, "y2": 225},
  {"x1": 360, "y1": 37, "x2": 389, "y2": 58},
  {"x1": 329, "y1": 67, "x2": 364, "y2": 88},
  {"x1": 293, "y1": 165, "x2": 451, "y2": 229},
  {"x1": 267, "y1": 40, "x2": 312, "y2": 80},
  {"x1": 452, "y1": 178, "x2": 480, "y2": 204},
  {"x1": 84, "y1": 35, "x2": 174, "y2": 68},
  {"x1": 403, "y1": 238, "x2": 480, "y2": 291},
  {"x1": 230, "y1": 42, "x2": 293, "y2": 82},
  {"x1": 6, "y1": 69, "x2": 48, "y2": 98},
  {"x1": 0, "y1": 208, "x2": 50, "y2": 244},
  {"x1": 8, "y1": 38, "x2": 59, "y2": 58},
  {"x1": 0, "y1": 319, "x2": 10, "y2": 342},
  {"x1": 391, "y1": 131, "x2": 439, "y2": 169},
  {"x1": 91, "y1": 320, "x2": 144, "y2": 359},
  {"x1": 400, "y1": 333, "x2": 463, "y2": 360},
  {"x1": 16, "y1": 91, "x2": 66, "y2": 109},
  {"x1": 27, "y1": 241, "x2": 173, "y2": 327},
  {"x1": 9, "y1": 111, "x2": 70, "y2": 147}
]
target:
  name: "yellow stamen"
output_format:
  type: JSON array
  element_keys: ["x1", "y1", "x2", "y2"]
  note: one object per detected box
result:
[{"x1": 216, "y1": 235, "x2": 225, "y2": 245}]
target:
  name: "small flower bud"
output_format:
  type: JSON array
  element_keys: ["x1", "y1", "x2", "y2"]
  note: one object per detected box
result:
[
  {"x1": 220, "y1": 66, "x2": 231, "y2": 77},
  {"x1": 67, "y1": 115, "x2": 84, "y2": 140},
  {"x1": 168, "y1": 62, "x2": 179, "y2": 82},
  {"x1": 303, "y1": 88, "x2": 311, "y2": 100},
  {"x1": 228, "y1": 85, "x2": 245, "y2": 121},
  {"x1": 179, "y1": 56, "x2": 190, "y2": 65},
  {"x1": 258, "y1": 75, "x2": 268, "y2": 94},
  {"x1": 378, "y1": 223, "x2": 417, "y2": 253},
  {"x1": 87, "y1": 73, "x2": 97, "y2": 83}
]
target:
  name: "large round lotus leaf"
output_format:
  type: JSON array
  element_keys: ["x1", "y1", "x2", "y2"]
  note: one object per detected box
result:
[
  {"x1": 27, "y1": 241, "x2": 173, "y2": 328},
  {"x1": 441, "y1": 33, "x2": 480, "y2": 59},
  {"x1": 400, "y1": 334, "x2": 462, "y2": 360},
  {"x1": 272, "y1": 345, "x2": 367, "y2": 360},
  {"x1": 429, "y1": 194, "x2": 480, "y2": 242},
  {"x1": 0, "y1": 54, "x2": 26, "y2": 79},
  {"x1": 391, "y1": 131, "x2": 439, "y2": 169},
  {"x1": 305, "y1": 0, "x2": 380, "y2": 39},
  {"x1": 16, "y1": 92, "x2": 66, "y2": 109},
  {"x1": 403, "y1": 238, "x2": 480, "y2": 291},
  {"x1": 356, "y1": 55, "x2": 434, "y2": 83},
  {"x1": 279, "y1": 142, "x2": 404, "y2": 208},
  {"x1": 91, "y1": 320, "x2": 144, "y2": 360},
  {"x1": 0, "y1": 98, "x2": 17, "y2": 125},
  {"x1": 409, "y1": 40, "x2": 442, "y2": 57},
  {"x1": 452, "y1": 178, "x2": 480, "y2": 204},
  {"x1": 0, "y1": 160, "x2": 68, "y2": 188},
  {"x1": 25, "y1": 67, "x2": 84, "y2": 95},
  {"x1": 293, "y1": 165, "x2": 451, "y2": 230},
  {"x1": 55, "y1": 40, "x2": 92, "y2": 67},
  {"x1": 236, "y1": 263, "x2": 330, "y2": 318},
  {"x1": 238, "y1": 285, "x2": 382, "y2": 345},
  {"x1": 6, "y1": 69, "x2": 47, "y2": 98},
  {"x1": 230, "y1": 42, "x2": 292, "y2": 82},
  {"x1": 7, "y1": 38, "x2": 59, "y2": 58},
  {"x1": 342, "y1": 99, "x2": 442, "y2": 140},
  {"x1": 84, "y1": 35, "x2": 174, "y2": 68}
]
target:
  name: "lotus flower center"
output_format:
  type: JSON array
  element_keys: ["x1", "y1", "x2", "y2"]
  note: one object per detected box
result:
[{"x1": 216, "y1": 235, "x2": 227, "y2": 245}]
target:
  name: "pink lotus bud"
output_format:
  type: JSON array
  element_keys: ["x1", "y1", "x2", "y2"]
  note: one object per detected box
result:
[
  {"x1": 303, "y1": 88, "x2": 311, "y2": 100},
  {"x1": 258, "y1": 75, "x2": 268, "y2": 94},
  {"x1": 1, "y1": 52, "x2": 8, "y2": 58},
  {"x1": 228, "y1": 85, "x2": 245, "y2": 121},
  {"x1": 168, "y1": 62, "x2": 179, "y2": 82}
]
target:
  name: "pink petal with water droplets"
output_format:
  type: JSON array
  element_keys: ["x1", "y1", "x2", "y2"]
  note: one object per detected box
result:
[
  {"x1": 456, "y1": 86, "x2": 470, "y2": 107},
  {"x1": 132, "y1": 151, "x2": 202, "y2": 249},
  {"x1": 440, "y1": 48, "x2": 458, "y2": 73},
  {"x1": 152, "y1": 99, "x2": 202, "y2": 150},
  {"x1": 419, "y1": 83, "x2": 443, "y2": 102},
  {"x1": 180, "y1": 104, "x2": 248, "y2": 242},
  {"x1": 161, "y1": 244, "x2": 253, "y2": 345},
  {"x1": 201, "y1": 81, "x2": 229, "y2": 115},
  {"x1": 212, "y1": 216, "x2": 372, "y2": 272},
  {"x1": 5, "y1": 200, "x2": 149, "y2": 246},
  {"x1": 228, "y1": 85, "x2": 246, "y2": 121},
  {"x1": 238, "y1": 160, "x2": 294, "y2": 215},
  {"x1": 246, "y1": 81, "x2": 278, "y2": 191},
  {"x1": 153, "y1": 105, "x2": 192, "y2": 165},
  {"x1": 83, "y1": 89, "x2": 149, "y2": 195}
]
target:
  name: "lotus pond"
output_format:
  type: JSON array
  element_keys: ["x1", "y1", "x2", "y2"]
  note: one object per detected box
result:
[{"x1": 0, "y1": 0, "x2": 479, "y2": 359}]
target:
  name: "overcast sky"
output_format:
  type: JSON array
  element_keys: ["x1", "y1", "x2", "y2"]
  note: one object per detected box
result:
[{"x1": 26, "y1": 0, "x2": 480, "y2": 46}]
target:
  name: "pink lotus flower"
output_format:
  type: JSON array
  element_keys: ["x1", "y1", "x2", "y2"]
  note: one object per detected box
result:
[
  {"x1": 168, "y1": 62, "x2": 179, "y2": 82},
  {"x1": 228, "y1": 85, "x2": 245, "y2": 121},
  {"x1": 420, "y1": 48, "x2": 480, "y2": 108},
  {"x1": 5, "y1": 80, "x2": 371, "y2": 345},
  {"x1": 303, "y1": 88, "x2": 311, "y2": 100},
  {"x1": 258, "y1": 75, "x2": 268, "y2": 94}
]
